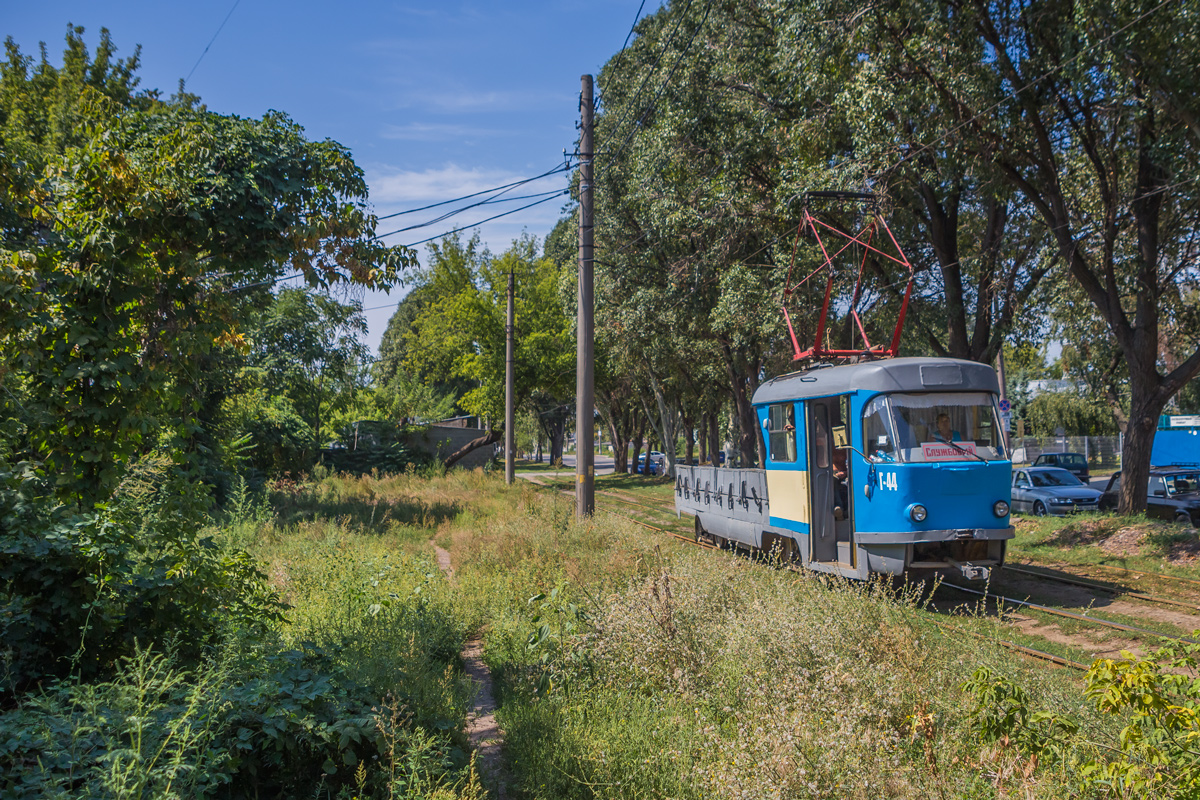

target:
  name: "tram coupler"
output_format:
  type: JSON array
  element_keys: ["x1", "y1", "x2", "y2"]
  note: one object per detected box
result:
[{"x1": 946, "y1": 559, "x2": 990, "y2": 582}]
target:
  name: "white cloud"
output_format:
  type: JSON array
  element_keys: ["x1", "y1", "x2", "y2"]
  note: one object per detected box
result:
[
  {"x1": 379, "y1": 122, "x2": 498, "y2": 141},
  {"x1": 368, "y1": 164, "x2": 531, "y2": 204}
]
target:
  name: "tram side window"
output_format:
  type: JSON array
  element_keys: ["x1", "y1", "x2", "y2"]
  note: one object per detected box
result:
[
  {"x1": 767, "y1": 403, "x2": 797, "y2": 463},
  {"x1": 862, "y1": 396, "x2": 896, "y2": 461}
]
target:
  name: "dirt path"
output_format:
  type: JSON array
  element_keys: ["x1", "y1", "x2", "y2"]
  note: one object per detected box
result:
[{"x1": 432, "y1": 541, "x2": 506, "y2": 798}]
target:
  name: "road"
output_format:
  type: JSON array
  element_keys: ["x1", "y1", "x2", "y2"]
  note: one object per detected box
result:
[{"x1": 558, "y1": 452, "x2": 616, "y2": 475}]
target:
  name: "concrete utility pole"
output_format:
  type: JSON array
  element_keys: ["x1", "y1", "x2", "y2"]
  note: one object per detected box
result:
[
  {"x1": 576, "y1": 74, "x2": 595, "y2": 517},
  {"x1": 505, "y1": 269, "x2": 515, "y2": 485}
]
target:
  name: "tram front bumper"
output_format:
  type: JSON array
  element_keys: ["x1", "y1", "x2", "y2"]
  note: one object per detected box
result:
[
  {"x1": 853, "y1": 527, "x2": 1014, "y2": 545},
  {"x1": 860, "y1": 530, "x2": 1012, "y2": 578}
]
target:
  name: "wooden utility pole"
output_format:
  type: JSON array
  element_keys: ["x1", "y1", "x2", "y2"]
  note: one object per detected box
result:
[
  {"x1": 576, "y1": 75, "x2": 595, "y2": 516},
  {"x1": 505, "y1": 269, "x2": 515, "y2": 484}
]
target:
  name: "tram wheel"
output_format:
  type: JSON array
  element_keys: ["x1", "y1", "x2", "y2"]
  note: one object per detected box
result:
[
  {"x1": 1033, "y1": 501, "x2": 1048, "y2": 517},
  {"x1": 694, "y1": 516, "x2": 704, "y2": 542},
  {"x1": 1176, "y1": 512, "x2": 1192, "y2": 526}
]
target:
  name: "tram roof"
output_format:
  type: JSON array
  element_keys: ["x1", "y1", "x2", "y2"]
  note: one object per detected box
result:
[{"x1": 752, "y1": 357, "x2": 1000, "y2": 406}]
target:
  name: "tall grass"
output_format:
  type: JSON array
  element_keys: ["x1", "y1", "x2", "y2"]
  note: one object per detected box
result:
[
  {"x1": 1, "y1": 470, "x2": 495, "y2": 799},
  {"x1": 4, "y1": 467, "x2": 1129, "y2": 798},
  {"x1": 443, "y1": 485, "x2": 1108, "y2": 799}
]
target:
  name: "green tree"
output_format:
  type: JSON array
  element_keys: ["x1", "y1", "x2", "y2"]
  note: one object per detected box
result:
[
  {"x1": 840, "y1": 0, "x2": 1200, "y2": 513},
  {"x1": 0, "y1": 30, "x2": 411, "y2": 501},
  {"x1": 400, "y1": 233, "x2": 575, "y2": 462},
  {"x1": 1024, "y1": 391, "x2": 1120, "y2": 437},
  {"x1": 248, "y1": 288, "x2": 371, "y2": 448}
]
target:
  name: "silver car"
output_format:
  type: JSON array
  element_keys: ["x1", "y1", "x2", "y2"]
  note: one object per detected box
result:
[{"x1": 1012, "y1": 467, "x2": 1102, "y2": 516}]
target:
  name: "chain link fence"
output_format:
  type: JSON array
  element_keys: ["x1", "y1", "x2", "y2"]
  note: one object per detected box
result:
[{"x1": 1008, "y1": 435, "x2": 1123, "y2": 470}]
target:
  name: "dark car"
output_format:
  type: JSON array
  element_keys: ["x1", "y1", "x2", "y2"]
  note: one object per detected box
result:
[
  {"x1": 1031, "y1": 452, "x2": 1090, "y2": 482},
  {"x1": 1012, "y1": 467, "x2": 1102, "y2": 516},
  {"x1": 1099, "y1": 468, "x2": 1200, "y2": 525}
]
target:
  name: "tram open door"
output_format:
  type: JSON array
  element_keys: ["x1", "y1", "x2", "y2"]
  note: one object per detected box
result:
[{"x1": 807, "y1": 395, "x2": 854, "y2": 566}]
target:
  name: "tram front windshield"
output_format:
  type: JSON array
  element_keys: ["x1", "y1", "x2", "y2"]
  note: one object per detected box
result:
[{"x1": 862, "y1": 392, "x2": 1007, "y2": 462}]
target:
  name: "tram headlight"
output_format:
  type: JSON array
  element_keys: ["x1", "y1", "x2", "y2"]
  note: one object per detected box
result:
[
  {"x1": 993, "y1": 500, "x2": 1010, "y2": 518},
  {"x1": 907, "y1": 503, "x2": 928, "y2": 523}
]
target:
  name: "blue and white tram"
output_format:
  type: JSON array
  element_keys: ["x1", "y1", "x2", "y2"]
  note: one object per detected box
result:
[{"x1": 675, "y1": 357, "x2": 1013, "y2": 580}]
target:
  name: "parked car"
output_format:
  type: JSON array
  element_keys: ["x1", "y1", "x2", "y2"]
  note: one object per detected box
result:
[
  {"x1": 635, "y1": 451, "x2": 666, "y2": 475},
  {"x1": 1031, "y1": 452, "x2": 1090, "y2": 482},
  {"x1": 1012, "y1": 467, "x2": 1103, "y2": 516},
  {"x1": 1099, "y1": 468, "x2": 1200, "y2": 525}
]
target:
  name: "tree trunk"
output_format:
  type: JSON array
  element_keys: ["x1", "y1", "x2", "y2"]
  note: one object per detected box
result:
[
  {"x1": 682, "y1": 410, "x2": 695, "y2": 466},
  {"x1": 598, "y1": 394, "x2": 632, "y2": 474},
  {"x1": 630, "y1": 417, "x2": 646, "y2": 475},
  {"x1": 698, "y1": 411, "x2": 709, "y2": 464},
  {"x1": 708, "y1": 411, "x2": 720, "y2": 466},
  {"x1": 549, "y1": 420, "x2": 565, "y2": 465},
  {"x1": 444, "y1": 429, "x2": 502, "y2": 468},
  {"x1": 642, "y1": 364, "x2": 681, "y2": 478},
  {"x1": 720, "y1": 338, "x2": 761, "y2": 467}
]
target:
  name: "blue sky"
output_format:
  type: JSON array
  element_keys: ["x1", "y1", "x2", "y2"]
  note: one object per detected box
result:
[{"x1": 4, "y1": 0, "x2": 658, "y2": 350}]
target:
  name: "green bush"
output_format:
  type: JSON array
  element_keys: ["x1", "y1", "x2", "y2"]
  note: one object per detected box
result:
[
  {"x1": 0, "y1": 638, "x2": 467, "y2": 799},
  {"x1": 0, "y1": 460, "x2": 284, "y2": 697},
  {"x1": 964, "y1": 638, "x2": 1200, "y2": 798}
]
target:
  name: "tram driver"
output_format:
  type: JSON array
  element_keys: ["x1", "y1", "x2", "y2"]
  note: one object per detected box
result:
[{"x1": 935, "y1": 412, "x2": 962, "y2": 443}]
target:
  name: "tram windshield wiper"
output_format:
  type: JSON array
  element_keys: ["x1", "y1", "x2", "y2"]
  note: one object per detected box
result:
[{"x1": 933, "y1": 436, "x2": 990, "y2": 463}]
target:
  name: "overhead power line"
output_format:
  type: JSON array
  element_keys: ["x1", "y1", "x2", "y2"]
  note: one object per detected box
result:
[
  {"x1": 595, "y1": 0, "x2": 699, "y2": 179},
  {"x1": 222, "y1": 184, "x2": 570, "y2": 295},
  {"x1": 885, "y1": 0, "x2": 1183, "y2": 175},
  {"x1": 378, "y1": 188, "x2": 568, "y2": 237},
  {"x1": 374, "y1": 161, "x2": 572, "y2": 221},
  {"x1": 605, "y1": 0, "x2": 650, "y2": 87},
  {"x1": 185, "y1": 0, "x2": 241, "y2": 83},
  {"x1": 383, "y1": 191, "x2": 569, "y2": 248}
]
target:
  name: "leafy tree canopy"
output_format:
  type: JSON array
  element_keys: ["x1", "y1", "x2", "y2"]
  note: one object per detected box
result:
[
  {"x1": 0, "y1": 27, "x2": 414, "y2": 501},
  {"x1": 398, "y1": 232, "x2": 575, "y2": 454}
]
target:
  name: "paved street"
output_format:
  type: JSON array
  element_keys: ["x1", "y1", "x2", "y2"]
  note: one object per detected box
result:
[{"x1": 559, "y1": 452, "x2": 615, "y2": 475}]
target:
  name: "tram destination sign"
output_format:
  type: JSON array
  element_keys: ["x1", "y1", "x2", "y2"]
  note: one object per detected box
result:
[{"x1": 921, "y1": 441, "x2": 977, "y2": 462}]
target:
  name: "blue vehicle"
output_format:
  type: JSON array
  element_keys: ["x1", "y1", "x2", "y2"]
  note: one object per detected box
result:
[{"x1": 675, "y1": 357, "x2": 1013, "y2": 580}]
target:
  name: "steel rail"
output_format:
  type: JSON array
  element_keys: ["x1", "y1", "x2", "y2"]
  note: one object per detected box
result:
[
  {"x1": 604, "y1": 510, "x2": 719, "y2": 549},
  {"x1": 1002, "y1": 564, "x2": 1200, "y2": 612},
  {"x1": 940, "y1": 583, "x2": 1197, "y2": 644},
  {"x1": 1046, "y1": 560, "x2": 1200, "y2": 589},
  {"x1": 929, "y1": 619, "x2": 1090, "y2": 671},
  {"x1": 596, "y1": 490, "x2": 678, "y2": 514}
]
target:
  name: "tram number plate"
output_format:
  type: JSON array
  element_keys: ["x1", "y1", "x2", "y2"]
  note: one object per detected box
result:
[{"x1": 877, "y1": 471, "x2": 898, "y2": 491}]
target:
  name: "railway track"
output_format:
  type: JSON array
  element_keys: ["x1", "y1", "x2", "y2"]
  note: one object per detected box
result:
[
  {"x1": 602, "y1": 500, "x2": 1093, "y2": 671},
  {"x1": 929, "y1": 619, "x2": 1089, "y2": 671},
  {"x1": 595, "y1": 489, "x2": 678, "y2": 515},
  {"x1": 605, "y1": 494, "x2": 1199, "y2": 662},
  {"x1": 1002, "y1": 563, "x2": 1200, "y2": 612},
  {"x1": 523, "y1": 478, "x2": 1101, "y2": 671},
  {"x1": 938, "y1": 582, "x2": 1198, "y2": 646},
  {"x1": 1023, "y1": 559, "x2": 1200, "y2": 592}
]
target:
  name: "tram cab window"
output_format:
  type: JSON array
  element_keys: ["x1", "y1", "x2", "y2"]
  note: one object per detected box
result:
[
  {"x1": 767, "y1": 403, "x2": 797, "y2": 463},
  {"x1": 867, "y1": 392, "x2": 1007, "y2": 463},
  {"x1": 862, "y1": 396, "x2": 897, "y2": 461}
]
